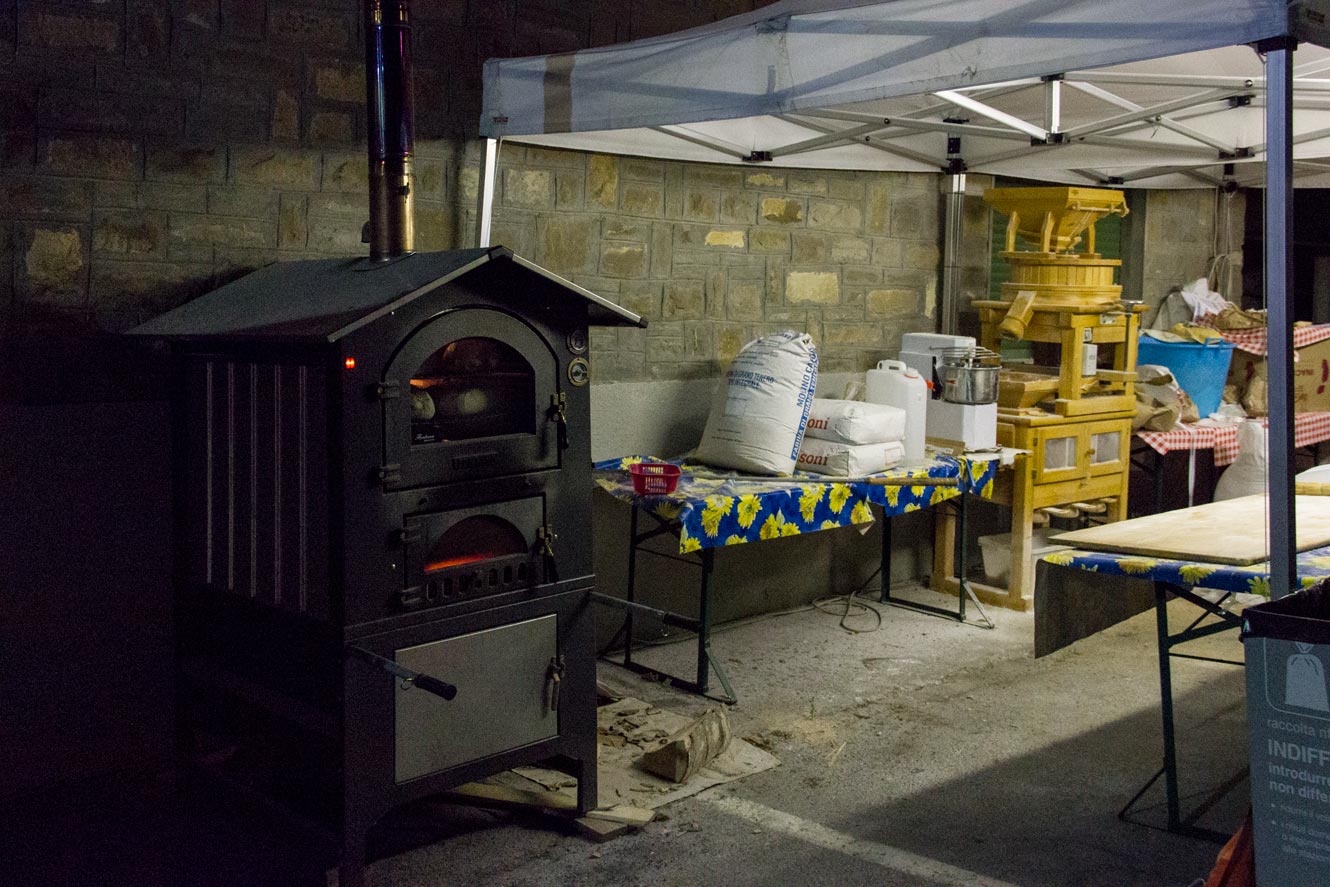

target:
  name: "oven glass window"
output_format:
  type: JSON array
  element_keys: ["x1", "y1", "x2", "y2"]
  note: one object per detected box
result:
[
  {"x1": 410, "y1": 337, "x2": 536, "y2": 444},
  {"x1": 424, "y1": 515, "x2": 528, "y2": 573}
]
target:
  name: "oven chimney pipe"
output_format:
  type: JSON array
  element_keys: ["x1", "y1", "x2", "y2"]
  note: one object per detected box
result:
[{"x1": 364, "y1": 0, "x2": 415, "y2": 260}]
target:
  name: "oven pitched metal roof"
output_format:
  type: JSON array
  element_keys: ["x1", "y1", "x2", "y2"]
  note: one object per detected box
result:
[{"x1": 129, "y1": 246, "x2": 646, "y2": 341}]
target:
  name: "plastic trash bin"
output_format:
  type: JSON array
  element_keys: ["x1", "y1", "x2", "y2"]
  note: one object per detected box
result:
[
  {"x1": 1137, "y1": 337, "x2": 1235, "y2": 417},
  {"x1": 1242, "y1": 581, "x2": 1330, "y2": 885}
]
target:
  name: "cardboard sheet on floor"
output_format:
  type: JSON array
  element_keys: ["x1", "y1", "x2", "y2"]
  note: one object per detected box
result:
[{"x1": 463, "y1": 697, "x2": 779, "y2": 813}]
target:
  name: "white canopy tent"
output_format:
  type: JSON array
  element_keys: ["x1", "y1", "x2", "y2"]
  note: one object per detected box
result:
[
  {"x1": 479, "y1": 0, "x2": 1330, "y2": 600},
  {"x1": 482, "y1": 0, "x2": 1330, "y2": 188}
]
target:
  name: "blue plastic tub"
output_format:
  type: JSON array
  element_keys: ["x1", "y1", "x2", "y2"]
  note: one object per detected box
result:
[{"x1": 1136, "y1": 337, "x2": 1235, "y2": 417}]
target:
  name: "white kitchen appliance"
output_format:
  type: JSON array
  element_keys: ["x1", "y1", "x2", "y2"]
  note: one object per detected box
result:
[
  {"x1": 925, "y1": 399, "x2": 997, "y2": 451},
  {"x1": 899, "y1": 332, "x2": 978, "y2": 398}
]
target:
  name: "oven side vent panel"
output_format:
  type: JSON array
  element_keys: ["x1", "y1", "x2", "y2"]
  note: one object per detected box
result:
[{"x1": 188, "y1": 360, "x2": 328, "y2": 616}]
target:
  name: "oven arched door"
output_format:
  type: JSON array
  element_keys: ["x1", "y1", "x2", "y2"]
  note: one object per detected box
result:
[{"x1": 383, "y1": 308, "x2": 559, "y2": 488}]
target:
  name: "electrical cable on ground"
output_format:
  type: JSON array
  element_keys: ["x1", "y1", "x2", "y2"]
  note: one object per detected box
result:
[
  {"x1": 600, "y1": 563, "x2": 919, "y2": 655},
  {"x1": 812, "y1": 565, "x2": 886, "y2": 634}
]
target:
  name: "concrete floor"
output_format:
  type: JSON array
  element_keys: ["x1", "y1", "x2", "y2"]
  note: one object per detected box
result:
[
  {"x1": 4, "y1": 584, "x2": 1249, "y2": 887},
  {"x1": 374, "y1": 584, "x2": 1248, "y2": 887}
]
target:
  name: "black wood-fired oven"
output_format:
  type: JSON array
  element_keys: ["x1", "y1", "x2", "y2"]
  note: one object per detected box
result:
[{"x1": 132, "y1": 246, "x2": 643, "y2": 884}]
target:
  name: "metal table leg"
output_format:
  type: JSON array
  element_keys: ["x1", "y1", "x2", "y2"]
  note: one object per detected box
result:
[
  {"x1": 958, "y1": 491, "x2": 968, "y2": 622},
  {"x1": 695, "y1": 549, "x2": 736, "y2": 702},
  {"x1": 880, "y1": 514, "x2": 893, "y2": 604},
  {"x1": 882, "y1": 490, "x2": 993, "y2": 628},
  {"x1": 696, "y1": 549, "x2": 713, "y2": 692},
  {"x1": 595, "y1": 509, "x2": 737, "y2": 704},
  {"x1": 1117, "y1": 581, "x2": 1244, "y2": 842},
  {"x1": 1155, "y1": 581, "x2": 1182, "y2": 833},
  {"x1": 623, "y1": 505, "x2": 640, "y2": 668},
  {"x1": 1155, "y1": 449, "x2": 1165, "y2": 514}
]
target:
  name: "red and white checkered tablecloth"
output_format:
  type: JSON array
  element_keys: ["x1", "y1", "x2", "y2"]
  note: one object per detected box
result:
[
  {"x1": 1135, "y1": 412, "x2": 1330, "y2": 465},
  {"x1": 1194, "y1": 319, "x2": 1330, "y2": 356}
]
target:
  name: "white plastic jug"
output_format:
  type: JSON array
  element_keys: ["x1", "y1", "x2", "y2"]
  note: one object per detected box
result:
[{"x1": 866, "y1": 359, "x2": 927, "y2": 464}]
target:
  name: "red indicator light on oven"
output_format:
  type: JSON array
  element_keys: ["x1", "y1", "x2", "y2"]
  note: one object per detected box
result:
[{"x1": 344, "y1": 357, "x2": 356, "y2": 370}]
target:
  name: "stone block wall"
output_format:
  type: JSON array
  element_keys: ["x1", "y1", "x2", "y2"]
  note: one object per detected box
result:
[
  {"x1": 1138, "y1": 188, "x2": 1245, "y2": 325},
  {"x1": 0, "y1": 0, "x2": 782, "y2": 336},
  {"x1": 492, "y1": 146, "x2": 942, "y2": 382}
]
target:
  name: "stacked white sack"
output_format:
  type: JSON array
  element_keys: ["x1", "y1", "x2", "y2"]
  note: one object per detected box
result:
[
  {"x1": 802, "y1": 398, "x2": 906, "y2": 446},
  {"x1": 695, "y1": 331, "x2": 818, "y2": 476},
  {"x1": 796, "y1": 438, "x2": 905, "y2": 476}
]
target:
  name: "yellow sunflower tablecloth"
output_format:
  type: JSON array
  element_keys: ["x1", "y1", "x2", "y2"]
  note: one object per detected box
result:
[
  {"x1": 1039, "y1": 547, "x2": 1330, "y2": 597},
  {"x1": 593, "y1": 454, "x2": 998, "y2": 553}
]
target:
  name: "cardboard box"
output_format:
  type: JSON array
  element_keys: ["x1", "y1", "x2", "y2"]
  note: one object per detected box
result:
[{"x1": 1226, "y1": 337, "x2": 1330, "y2": 416}]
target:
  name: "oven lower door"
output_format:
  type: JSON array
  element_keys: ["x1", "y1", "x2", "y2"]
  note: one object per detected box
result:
[
  {"x1": 342, "y1": 589, "x2": 595, "y2": 797},
  {"x1": 393, "y1": 613, "x2": 557, "y2": 782}
]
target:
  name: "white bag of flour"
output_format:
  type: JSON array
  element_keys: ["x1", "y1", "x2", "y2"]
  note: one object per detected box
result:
[
  {"x1": 796, "y1": 438, "x2": 904, "y2": 477},
  {"x1": 803, "y1": 399, "x2": 906, "y2": 446},
  {"x1": 1215, "y1": 420, "x2": 1268, "y2": 501},
  {"x1": 695, "y1": 331, "x2": 818, "y2": 476}
]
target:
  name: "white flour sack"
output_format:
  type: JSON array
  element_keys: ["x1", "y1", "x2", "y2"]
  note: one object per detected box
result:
[
  {"x1": 797, "y1": 438, "x2": 904, "y2": 477},
  {"x1": 694, "y1": 331, "x2": 818, "y2": 475},
  {"x1": 803, "y1": 399, "x2": 906, "y2": 446}
]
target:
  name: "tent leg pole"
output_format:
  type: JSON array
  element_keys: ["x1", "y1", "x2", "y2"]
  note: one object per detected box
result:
[
  {"x1": 940, "y1": 173, "x2": 966, "y2": 335},
  {"x1": 476, "y1": 137, "x2": 498, "y2": 248},
  {"x1": 1264, "y1": 39, "x2": 1296, "y2": 600}
]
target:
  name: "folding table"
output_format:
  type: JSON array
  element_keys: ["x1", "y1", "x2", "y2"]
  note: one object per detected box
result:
[
  {"x1": 1132, "y1": 412, "x2": 1330, "y2": 512},
  {"x1": 592, "y1": 454, "x2": 1000, "y2": 703},
  {"x1": 1041, "y1": 545, "x2": 1330, "y2": 840}
]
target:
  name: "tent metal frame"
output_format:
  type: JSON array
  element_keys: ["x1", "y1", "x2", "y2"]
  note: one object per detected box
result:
[{"x1": 477, "y1": 24, "x2": 1304, "y2": 602}]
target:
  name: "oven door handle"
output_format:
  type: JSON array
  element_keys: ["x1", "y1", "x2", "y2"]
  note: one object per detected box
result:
[{"x1": 346, "y1": 645, "x2": 458, "y2": 701}]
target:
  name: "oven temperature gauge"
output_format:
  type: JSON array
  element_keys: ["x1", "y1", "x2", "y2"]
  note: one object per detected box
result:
[
  {"x1": 567, "y1": 358, "x2": 590, "y2": 386},
  {"x1": 566, "y1": 328, "x2": 588, "y2": 354}
]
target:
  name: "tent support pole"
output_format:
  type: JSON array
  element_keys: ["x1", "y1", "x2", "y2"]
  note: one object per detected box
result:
[
  {"x1": 476, "y1": 137, "x2": 498, "y2": 248},
  {"x1": 940, "y1": 173, "x2": 966, "y2": 335},
  {"x1": 1264, "y1": 39, "x2": 1297, "y2": 600}
]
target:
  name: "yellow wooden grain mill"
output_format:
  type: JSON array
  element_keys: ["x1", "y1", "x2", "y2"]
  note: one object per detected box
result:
[{"x1": 935, "y1": 186, "x2": 1144, "y2": 610}]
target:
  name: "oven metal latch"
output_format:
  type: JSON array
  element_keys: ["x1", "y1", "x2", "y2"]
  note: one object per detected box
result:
[
  {"x1": 545, "y1": 655, "x2": 565, "y2": 712},
  {"x1": 536, "y1": 525, "x2": 559, "y2": 584},
  {"x1": 375, "y1": 380, "x2": 400, "y2": 400},
  {"x1": 548, "y1": 392, "x2": 569, "y2": 451},
  {"x1": 378, "y1": 463, "x2": 401, "y2": 485},
  {"x1": 537, "y1": 525, "x2": 557, "y2": 559}
]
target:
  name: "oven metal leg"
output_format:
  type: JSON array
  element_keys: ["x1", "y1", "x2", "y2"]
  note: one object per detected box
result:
[
  {"x1": 575, "y1": 752, "x2": 598, "y2": 815},
  {"x1": 338, "y1": 822, "x2": 368, "y2": 887},
  {"x1": 622, "y1": 505, "x2": 640, "y2": 668}
]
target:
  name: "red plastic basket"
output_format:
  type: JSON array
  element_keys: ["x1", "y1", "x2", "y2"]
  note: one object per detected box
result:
[{"x1": 629, "y1": 462, "x2": 681, "y2": 495}]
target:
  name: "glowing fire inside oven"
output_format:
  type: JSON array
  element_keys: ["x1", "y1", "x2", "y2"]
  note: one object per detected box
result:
[
  {"x1": 421, "y1": 515, "x2": 528, "y2": 575},
  {"x1": 424, "y1": 553, "x2": 503, "y2": 572}
]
